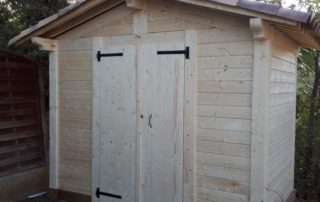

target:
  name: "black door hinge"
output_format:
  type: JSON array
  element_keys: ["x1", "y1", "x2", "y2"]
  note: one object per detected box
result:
[
  {"x1": 157, "y1": 47, "x2": 189, "y2": 59},
  {"x1": 96, "y1": 188, "x2": 122, "y2": 199},
  {"x1": 97, "y1": 51, "x2": 123, "y2": 62}
]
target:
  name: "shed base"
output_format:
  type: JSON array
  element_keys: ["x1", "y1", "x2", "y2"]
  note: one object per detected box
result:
[
  {"x1": 286, "y1": 189, "x2": 296, "y2": 202},
  {"x1": 48, "y1": 188, "x2": 90, "y2": 202}
]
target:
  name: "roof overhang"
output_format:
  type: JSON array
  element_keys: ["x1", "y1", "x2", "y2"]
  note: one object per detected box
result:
[
  {"x1": 9, "y1": 0, "x2": 125, "y2": 45},
  {"x1": 8, "y1": 0, "x2": 320, "y2": 49}
]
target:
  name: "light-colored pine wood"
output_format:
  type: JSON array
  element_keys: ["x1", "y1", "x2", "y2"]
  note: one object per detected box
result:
[
  {"x1": 196, "y1": 152, "x2": 250, "y2": 171},
  {"x1": 56, "y1": 38, "x2": 92, "y2": 51},
  {"x1": 198, "y1": 56, "x2": 253, "y2": 69},
  {"x1": 197, "y1": 140, "x2": 250, "y2": 158},
  {"x1": 91, "y1": 37, "x2": 100, "y2": 200},
  {"x1": 196, "y1": 164, "x2": 250, "y2": 183},
  {"x1": 57, "y1": 5, "x2": 134, "y2": 39},
  {"x1": 58, "y1": 50, "x2": 91, "y2": 61},
  {"x1": 92, "y1": 36, "x2": 137, "y2": 202},
  {"x1": 197, "y1": 187, "x2": 249, "y2": 202},
  {"x1": 59, "y1": 70, "x2": 92, "y2": 81},
  {"x1": 49, "y1": 43, "x2": 58, "y2": 189},
  {"x1": 196, "y1": 175, "x2": 250, "y2": 195},
  {"x1": 264, "y1": 26, "x2": 300, "y2": 202},
  {"x1": 126, "y1": 0, "x2": 145, "y2": 9},
  {"x1": 58, "y1": 60, "x2": 92, "y2": 71},
  {"x1": 197, "y1": 69, "x2": 253, "y2": 81},
  {"x1": 197, "y1": 129, "x2": 250, "y2": 145},
  {"x1": 198, "y1": 81, "x2": 252, "y2": 94},
  {"x1": 139, "y1": 33, "x2": 185, "y2": 202},
  {"x1": 184, "y1": 30, "x2": 197, "y2": 202},
  {"x1": 59, "y1": 90, "x2": 91, "y2": 100},
  {"x1": 250, "y1": 18, "x2": 272, "y2": 202},
  {"x1": 197, "y1": 93, "x2": 252, "y2": 107},
  {"x1": 59, "y1": 99, "x2": 91, "y2": 110},
  {"x1": 198, "y1": 41, "x2": 253, "y2": 57},
  {"x1": 31, "y1": 37, "x2": 55, "y2": 51},
  {"x1": 133, "y1": 10, "x2": 148, "y2": 34},
  {"x1": 198, "y1": 27, "x2": 252, "y2": 44},
  {"x1": 197, "y1": 105, "x2": 251, "y2": 119},
  {"x1": 197, "y1": 117, "x2": 251, "y2": 132},
  {"x1": 101, "y1": 42, "x2": 137, "y2": 202},
  {"x1": 59, "y1": 81, "x2": 92, "y2": 91},
  {"x1": 147, "y1": 1, "x2": 248, "y2": 30}
]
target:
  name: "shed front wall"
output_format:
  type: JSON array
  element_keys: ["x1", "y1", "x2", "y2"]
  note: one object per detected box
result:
[{"x1": 54, "y1": 1, "x2": 253, "y2": 201}]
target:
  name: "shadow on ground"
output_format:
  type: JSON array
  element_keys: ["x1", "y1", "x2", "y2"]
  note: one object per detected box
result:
[{"x1": 21, "y1": 195, "x2": 64, "y2": 202}]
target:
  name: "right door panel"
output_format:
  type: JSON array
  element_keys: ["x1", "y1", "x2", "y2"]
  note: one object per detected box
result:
[{"x1": 139, "y1": 35, "x2": 185, "y2": 202}]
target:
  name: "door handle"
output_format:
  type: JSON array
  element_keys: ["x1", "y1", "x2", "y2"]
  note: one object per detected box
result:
[{"x1": 148, "y1": 114, "x2": 152, "y2": 128}]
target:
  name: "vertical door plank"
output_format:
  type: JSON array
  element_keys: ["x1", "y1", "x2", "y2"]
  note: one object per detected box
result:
[
  {"x1": 100, "y1": 44, "x2": 137, "y2": 202},
  {"x1": 140, "y1": 34, "x2": 185, "y2": 202}
]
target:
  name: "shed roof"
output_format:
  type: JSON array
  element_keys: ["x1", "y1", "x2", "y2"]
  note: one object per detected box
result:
[{"x1": 8, "y1": 0, "x2": 320, "y2": 49}]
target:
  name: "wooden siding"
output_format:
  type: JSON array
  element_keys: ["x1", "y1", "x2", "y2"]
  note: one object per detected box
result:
[
  {"x1": 196, "y1": 27, "x2": 253, "y2": 202},
  {"x1": 55, "y1": 0, "x2": 253, "y2": 200},
  {"x1": 57, "y1": 38, "x2": 92, "y2": 194},
  {"x1": 265, "y1": 31, "x2": 299, "y2": 202}
]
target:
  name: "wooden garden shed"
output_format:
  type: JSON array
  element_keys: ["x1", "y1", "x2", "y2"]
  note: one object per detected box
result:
[{"x1": 9, "y1": 0, "x2": 320, "y2": 201}]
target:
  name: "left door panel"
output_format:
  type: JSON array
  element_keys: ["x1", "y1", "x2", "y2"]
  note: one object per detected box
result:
[{"x1": 93, "y1": 37, "x2": 137, "y2": 202}]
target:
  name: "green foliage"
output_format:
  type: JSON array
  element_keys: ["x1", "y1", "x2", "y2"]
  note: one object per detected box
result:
[
  {"x1": 299, "y1": 0, "x2": 320, "y2": 20},
  {"x1": 0, "y1": 0, "x2": 69, "y2": 56},
  {"x1": 295, "y1": 48, "x2": 320, "y2": 200},
  {"x1": 0, "y1": 0, "x2": 70, "y2": 111}
]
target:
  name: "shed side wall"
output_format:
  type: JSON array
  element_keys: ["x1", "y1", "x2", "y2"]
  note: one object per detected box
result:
[
  {"x1": 55, "y1": 1, "x2": 254, "y2": 201},
  {"x1": 266, "y1": 29, "x2": 300, "y2": 202}
]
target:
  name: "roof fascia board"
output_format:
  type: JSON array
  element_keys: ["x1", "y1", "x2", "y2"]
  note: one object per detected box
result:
[
  {"x1": 44, "y1": 0, "x2": 125, "y2": 39},
  {"x1": 9, "y1": 0, "x2": 124, "y2": 45},
  {"x1": 175, "y1": 0, "x2": 297, "y2": 26}
]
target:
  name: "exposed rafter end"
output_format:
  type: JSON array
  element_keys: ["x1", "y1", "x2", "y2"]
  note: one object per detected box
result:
[
  {"x1": 125, "y1": 0, "x2": 145, "y2": 9},
  {"x1": 250, "y1": 18, "x2": 272, "y2": 40},
  {"x1": 31, "y1": 37, "x2": 56, "y2": 52}
]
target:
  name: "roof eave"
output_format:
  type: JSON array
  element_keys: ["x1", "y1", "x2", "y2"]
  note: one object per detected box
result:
[
  {"x1": 9, "y1": 0, "x2": 123, "y2": 45},
  {"x1": 177, "y1": 0, "x2": 320, "y2": 49}
]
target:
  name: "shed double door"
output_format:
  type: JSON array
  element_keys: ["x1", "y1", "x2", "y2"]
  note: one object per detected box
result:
[{"x1": 93, "y1": 32, "x2": 186, "y2": 202}]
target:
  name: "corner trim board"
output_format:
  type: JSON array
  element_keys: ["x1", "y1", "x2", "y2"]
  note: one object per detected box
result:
[
  {"x1": 250, "y1": 17, "x2": 272, "y2": 202},
  {"x1": 183, "y1": 30, "x2": 197, "y2": 202},
  {"x1": 48, "y1": 45, "x2": 59, "y2": 189}
]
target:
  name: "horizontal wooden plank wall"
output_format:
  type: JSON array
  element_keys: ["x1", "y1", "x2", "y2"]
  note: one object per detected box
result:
[
  {"x1": 57, "y1": 38, "x2": 92, "y2": 195},
  {"x1": 265, "y1": 29, "x2": 299, "y2": 202},
  {"x1": 55, "y1": 0, "x2": 254, "y2": 200},
  {"x1": 57, "y1": 5, "x2": 135, "y2": 40},
  {"x1": 196, "y1": 28, "x2": 253, "y2": 202}
]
